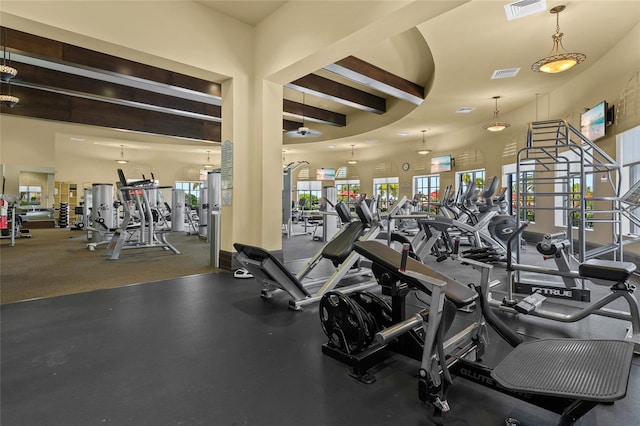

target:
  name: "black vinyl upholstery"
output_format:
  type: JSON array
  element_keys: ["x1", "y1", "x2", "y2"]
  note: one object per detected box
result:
[{"x1": 353, "y1": 240, "x2": 477, "y2": 308}]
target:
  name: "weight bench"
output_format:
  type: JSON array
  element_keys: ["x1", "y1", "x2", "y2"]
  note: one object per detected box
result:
[
  {"x1": 234, "y1": 201, "x2": 380, "y2": 310},
  {"x1": 349, "y1": 240, "x2": 635, "y2": 425},
  {"x1": 353, "y1": 240, "x2": 477, "y2": 309}
]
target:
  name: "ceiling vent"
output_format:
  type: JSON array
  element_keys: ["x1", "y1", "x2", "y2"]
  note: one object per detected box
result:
[
  {"x1": 491, "y1": 68, "x2": 521, "y2": 79},
  {"x1": 456, "y1": 107, "x2": 476, "y2": 114},
  {"x1": 504, "y1": 0, "x2": 546, "y2": 21}
]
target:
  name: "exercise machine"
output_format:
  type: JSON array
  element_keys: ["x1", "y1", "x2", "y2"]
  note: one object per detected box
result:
[
  {"x1": 104, "y1": 169, "x2": 180, "y2": 259},
  {"x1": 234, "y1": 197, "x2": 405, "y2": 310},
  {"x1": 489, "y1": 222, "x2": 640, "y2": 351},
  {"x1": 321, "y1": 240, "x2": 635, "y2": 425}
]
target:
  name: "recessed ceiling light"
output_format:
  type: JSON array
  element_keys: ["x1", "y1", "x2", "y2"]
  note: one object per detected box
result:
[
  {"x1": 456, "y1": 107, "x2": 476, "y2": 113},
  {"x1": 398, "y1": 131, "x2": 409, "y2": 136},
  {"x1": 366, "y1": 139, "x2": 377, "y2": 144},
  {"x1": 70, "y1": 137, "x2": 85, "y2": 142},
  {"x1": 328, "y1": 145, "x2": 336, "y2": 148}
]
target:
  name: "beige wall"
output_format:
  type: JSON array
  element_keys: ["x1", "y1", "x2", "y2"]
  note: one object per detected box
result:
[{"x1": 1, "y1": 2, "x2": 639, "y2": 256}]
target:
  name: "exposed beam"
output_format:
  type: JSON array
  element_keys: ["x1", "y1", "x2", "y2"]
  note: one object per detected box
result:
[
  {"x1": 10, "y1": 61, "x2": 221, "y2": 120},
  {"x1": 0, "y1": 85, "x2": 221, "y2": 142},
  {"x1": 282, "y1": 99, "x2": 346, "y2": 127},
  {"x1": 1, "y1": 27, "x2": 222, "y2": 99},
  {"x1": 283, "y1": 119, "x2": 303, "y2": 132},
  {"x1": 324, "y1": 56, "x2": 425, "y2": 105},
  {"x1": 287, "y1": 74, "x2": 385, "y2": 114}
]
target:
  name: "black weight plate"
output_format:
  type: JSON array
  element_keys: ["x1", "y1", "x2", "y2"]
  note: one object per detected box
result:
[
  {"x1": 350, "y1": 291, "x2": 393, "y2": 332},
  {"x1": 319, "y1": 291, "x2": 368, "y2": 354}
]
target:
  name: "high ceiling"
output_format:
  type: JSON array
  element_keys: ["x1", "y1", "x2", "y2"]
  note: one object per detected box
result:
[{"x1": 1, "y1": 1, "x2": 639, "y2": 157}]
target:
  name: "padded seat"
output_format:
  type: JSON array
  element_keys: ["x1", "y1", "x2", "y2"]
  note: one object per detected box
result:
[
  {"x1": 322, "y1": 222, "x2": 366, "y2": 266},
  {"x1": 353, "y1": 240, "x2": 478, "y2": 308},
  {"x1": 579, "y1": 259, "x2": 636, "y2": 283}
]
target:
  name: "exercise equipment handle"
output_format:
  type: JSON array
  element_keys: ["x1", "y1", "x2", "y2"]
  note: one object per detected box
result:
[
  {"x1": 506, "y1": 222, "x2": 528, "y2": 271},
  {"x1": 376, "y1": 312, "x2": 426, "y2": 345}
]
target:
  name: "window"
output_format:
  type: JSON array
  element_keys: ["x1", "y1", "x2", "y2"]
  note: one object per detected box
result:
[
  {"x1": 413, "y1": 174, "x2": 440, "y2": 212},
  {"x1": 456, "y1": 169, "x2": 485, "y2": 199},
  {"x1": 19, "y1": 185, "x2": 42, "y2": 207},
  {"x1": 296, "y1": 181, "x2": 322, "y2": 210},
  {"x1": 617, "y1": 125, "x2": 640, "y2": 235},
  {"x1": 175, "y1": 181, "x2": 202, "y2": 209},
  {"x1": 373, "y1": 177, "x2": 399, "y2": 212},
  {"x1": 335, "y1": 179, "x2": 360, "y2": 210},
  {"x1": 502, "y1": 162, "x2": 536, "y2": 222},
  {"x1": 552, "y1": 151, "x2": 594, "y2": 230}
]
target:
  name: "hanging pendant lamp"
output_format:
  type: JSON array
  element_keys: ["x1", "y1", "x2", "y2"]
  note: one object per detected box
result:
[
  {"x1": 483, "y1": 96, "x2": 510, "y2": 132},
  {"x1": 417, "y1": 129, "x2": 431, "y2": 155},
  {"x1": 531, "y1": 5, "x2": 586, "y2": 74},
  {"x1": 203, "y1": 150, "x2": 215, "y2": 169},
  {"x1": 115, "y1": 145, "x2": 129, "y2": 164},
  {"x1": 1, "y1": 27, "x2": 19, "y2": 107},
  {"x1": 347, "y1": 145, "x2": 358, "y2": 165}
]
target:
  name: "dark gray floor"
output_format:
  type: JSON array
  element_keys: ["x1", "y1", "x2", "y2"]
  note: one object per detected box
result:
[{"x1": 2, "y1": 237, "x2": 640, "y2": 425}]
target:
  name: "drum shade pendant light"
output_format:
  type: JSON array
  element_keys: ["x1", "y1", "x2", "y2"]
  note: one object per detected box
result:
[
  {"x1": 203, "y1": 150, "x2": 215, "y2": 169},
  {"x1": 531, "y1": 5, "x2": 586, "y2": 73},
  {"x1": 1, "y1": 27, "x2": 19, "y2": 107},
  {"x1": 115, "y1": 145, "x2": 129, "y2": 164},
  {"x1": 483, "y1": 96, "x2": 510, "y2": 132},
  {"x1": 1, "y1": 27, "x2": 17, "y2": 82},
  {"x1": 347, "y1": 145, "x2": 358, "y2": 165},
  {"x1": 417, "y1": 129, "x2": 431, "y2": 155}
]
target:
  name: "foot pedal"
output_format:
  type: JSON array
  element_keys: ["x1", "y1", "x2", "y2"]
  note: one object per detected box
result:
[{"x1": 514, "y1": 293, "x2": 546, "y2": 314}]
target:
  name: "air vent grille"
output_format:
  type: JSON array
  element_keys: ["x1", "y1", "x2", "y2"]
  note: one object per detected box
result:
[
  {"x1": 456, "y1": 107, "x2": 476, "y2": 114},
  {"x1": 504, "y1": 0, "x2": 546, "y2": 21},
  {"x1": 491, "y1": 68, "x2": 521, "y2": 79}
]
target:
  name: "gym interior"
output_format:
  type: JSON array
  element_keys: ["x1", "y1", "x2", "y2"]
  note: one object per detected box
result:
[{"x1": 2, "y1": 2, "x2": 640, "y2": 425}]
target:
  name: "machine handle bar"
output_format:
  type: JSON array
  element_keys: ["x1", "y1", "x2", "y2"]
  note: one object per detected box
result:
[
  {"x1": 375, "y1": 312, "x2": 427, "y2": 345},
  {"x1": 506, "y1": 222, "x2": 528, "y2": 271}
]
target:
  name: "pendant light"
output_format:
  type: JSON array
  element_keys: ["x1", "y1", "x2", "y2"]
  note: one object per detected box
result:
[
  {"x1": 417, "y1": 129, "x2": 431, "y2": 155},
  {"x1": 1, "y1": 27, "x2": 19, "y2": 107},
  {"x1": 1, "y1": 27, "x2": 17, "y2": 82},
  {"x1": 347, "y1": 145, "x2": 358, "y2": 165},
  {"x1": 483, "y1": 96, "x2": 510, "y2": 132},
  {"x1": 203, "y1": 150, "x2": 215, "y2": 169},
  {"x1": 115, "y1": 145, "x2": 129, "y2": 164},
  {"x1": 531, "y1": 5, "x2": 586, "y2": 74}
]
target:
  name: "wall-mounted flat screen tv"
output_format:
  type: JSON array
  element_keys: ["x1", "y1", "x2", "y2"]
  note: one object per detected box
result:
[
  {"x1": 580, "y1": 101, "x2": 607, "y2": 142},
  {"x1": 316, "y1": 168, "x2": 335, "y2": 180},
  {"x1": 431, "y1": 155, "x2": 452, "y2": 173}
]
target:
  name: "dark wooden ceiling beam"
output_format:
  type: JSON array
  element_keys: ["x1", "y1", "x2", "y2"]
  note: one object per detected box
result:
[
  {"x1": 1, "y1": 26, "x2": 221, "y2": 98},
  {"x1": 283, "y1": 119, "x2": 303, "y2": 132},
  {"x1": 287, "y1": 74, "x2": 386, "y2": 114},
  {"x1": 0, "y1": 85, "x2": 221, "y2": 142},
  {"x1": 324, "y1": 56, "x2": 425, "y2": 105},
  {"x1": 282, "y1": 99, "x2": 346, "y2": 127},
  {"x1": 11, "y1": 61, "x2": 221, "y2": 119}
]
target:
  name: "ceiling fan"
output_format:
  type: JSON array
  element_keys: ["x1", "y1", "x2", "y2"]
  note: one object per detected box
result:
[{"x1": 285, "y1": 92, "x2": 322, "y2": 138}]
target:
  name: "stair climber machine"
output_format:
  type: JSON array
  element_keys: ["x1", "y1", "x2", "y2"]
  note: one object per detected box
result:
[
  {"x1": 234, "y1": 196, "x2": 407, "y2": 311},
  {"x1": 488, "y1": 223, "x2": 640, "y2": 352},
  {"x1": 319, "y1": 240, "x2": 635, "y2": 425}
]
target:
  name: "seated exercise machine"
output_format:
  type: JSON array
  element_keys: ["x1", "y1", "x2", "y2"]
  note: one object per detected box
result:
[
  {"x1": 320, "y1": 240, "x2": 635, "y2": 425},
  {"x1": 234, "y1": 197, "x2": 405, "y2": 310},
  {"x1": 489, "y1": 222, "x2": 640, "y2": 351},
  {"x1": 104, "y1": 169, "x2": 180, "y2": 260}
]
